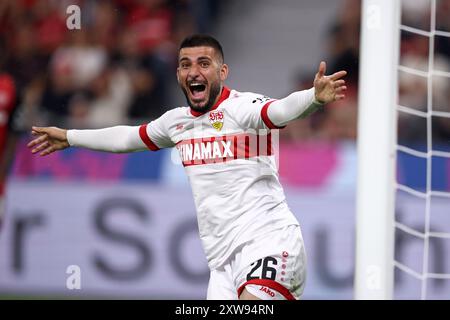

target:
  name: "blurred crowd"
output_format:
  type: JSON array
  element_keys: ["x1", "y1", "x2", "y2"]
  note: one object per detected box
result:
[
  {"x1": 0, "y1": 0, "x2": 221, "y2": 130},
  {"x1": 1, "y1": 0, "x2": 449, "y2": 143},
  {"x1": 282, "y1": 0, "x2": 450, "y2": 145},
  {"x1": 281, "y1": 0, "x2": 360, "y2": 142}
]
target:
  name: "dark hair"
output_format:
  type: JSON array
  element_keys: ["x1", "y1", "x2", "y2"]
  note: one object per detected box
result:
[{"x1": 179, "y1": 34, "x2": 224, "y2": 63}]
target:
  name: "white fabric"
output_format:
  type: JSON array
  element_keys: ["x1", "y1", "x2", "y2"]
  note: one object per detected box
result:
[
  {"x1": 267, "y1": 87, "x2": 323, "y2": 127},
  {"x1": 67, "y1": 126, "x2": 146, "y2": 153},
  {"x1": 143, "y1": 89, "x2": 300, "y2": 269},
  {"x1": 207, "y1": 264, "x2": 238, "y2": 300},
  {"x1": 207, "y1": 225, "x2": 307, "y2": 300}
]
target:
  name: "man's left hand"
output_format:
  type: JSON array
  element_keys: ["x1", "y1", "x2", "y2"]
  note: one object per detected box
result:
[{"x1": 314, "y1": 61, "x2": 347, "y2": 104}]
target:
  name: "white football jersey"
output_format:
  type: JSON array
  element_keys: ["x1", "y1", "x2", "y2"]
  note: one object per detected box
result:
[{"x1": 139, "y1": 86, "x2": 299, "y2": 269}]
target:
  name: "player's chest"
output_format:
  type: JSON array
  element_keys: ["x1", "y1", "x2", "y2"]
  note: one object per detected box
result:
[{"x1": 171, "y1": 109, "x2": 240, "y2": 143}]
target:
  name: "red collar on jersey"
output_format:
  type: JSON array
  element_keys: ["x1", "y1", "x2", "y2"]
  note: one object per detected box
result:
[{"x1": 189, "y1": 86, "x2": 231, "y2": 117}]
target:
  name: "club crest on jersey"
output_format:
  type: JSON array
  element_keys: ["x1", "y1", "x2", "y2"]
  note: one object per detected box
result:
[{"x1": 209, "y1": 110, "x2": 224, "y2": 131}]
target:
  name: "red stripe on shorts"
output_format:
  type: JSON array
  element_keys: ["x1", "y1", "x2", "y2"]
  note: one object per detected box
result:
[{"x1": 237, "y1": 279, "x2": 295, "y2": 300}]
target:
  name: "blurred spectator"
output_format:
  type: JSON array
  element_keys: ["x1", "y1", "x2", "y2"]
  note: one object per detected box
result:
[
  {"x1": 4, "y1": 22, "x2": 48, "y2": 94},
  {"x1": 90, "y1": 1, "x2": 121, "y2": 51},
  {"x1": 285, "y1": 0, "x2": 360, "y2": 142},
  {"x1": 126, "y1": 59, "x2": 168, "y2": 122},
  {"x1": 327, "y1": 0, "x2": 360, "y2": 85},
  {"x1": 84, "y1": 65, "x2": 132, "y2": 128},
  {"x1": 52, "y1": 29, "x2": 108, "y2": 90},
  {"x1": 32, "y1": 0, "x2": 67, "y2": 55},
  {"x1": 0, "y1": 48, "x2": 23, "y2": 228},
  {"x1": 172, "y1": 0, "x2": 222, "y2": 34},
  {"x1": 124, "y1": 0, "x2": 174, "y2": 61},
  {"x1": 113, "y1": 26, "x2": 171, "y2": 123}
]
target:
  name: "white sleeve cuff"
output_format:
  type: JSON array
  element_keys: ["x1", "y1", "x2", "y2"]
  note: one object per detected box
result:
[{"x1": 66, "y1": 130, "x2": 76, "y2": 147}]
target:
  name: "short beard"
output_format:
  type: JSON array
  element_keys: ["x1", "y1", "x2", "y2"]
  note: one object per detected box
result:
[{"x1": 182, "y1": 82, "x2": 222, "y2": 113}]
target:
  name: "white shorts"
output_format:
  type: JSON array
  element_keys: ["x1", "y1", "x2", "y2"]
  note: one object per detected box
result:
[{"x1": 207, "y1": 224, "x2": 307, "y2": 300}]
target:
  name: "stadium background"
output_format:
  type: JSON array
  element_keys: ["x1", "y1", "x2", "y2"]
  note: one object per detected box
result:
[{"x1": 0, "y1": 0, "x2": 449, "y2": 299}]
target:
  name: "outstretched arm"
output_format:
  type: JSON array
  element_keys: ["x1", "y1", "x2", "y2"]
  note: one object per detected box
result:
[
  {"x1": 267, "y1": 61, "x2": 347, "y2": 127},
  {"x1": 28, "y1": 125, "x2": 147, "y2": 156}
]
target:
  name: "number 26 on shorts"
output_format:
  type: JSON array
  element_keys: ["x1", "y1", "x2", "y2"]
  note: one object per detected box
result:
[{"x1": 246, "y1": 257, "x2": 278, "y2": 281}]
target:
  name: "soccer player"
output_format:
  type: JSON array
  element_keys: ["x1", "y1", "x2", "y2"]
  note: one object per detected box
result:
[
  {"x1": 28, "y1": 34, "x2": 347, "y2": 300},
  {"x1": 0, "y1": 72, "x2": 18, "y2": 230}
]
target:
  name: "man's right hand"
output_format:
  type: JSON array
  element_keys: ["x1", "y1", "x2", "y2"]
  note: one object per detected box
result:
[{"x1": 28, "y1": 126, "x2": 70, "y2": 156}]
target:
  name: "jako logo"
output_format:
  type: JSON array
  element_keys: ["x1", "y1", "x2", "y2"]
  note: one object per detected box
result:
[{"x1": 260, "y1": 286, "x2": 275, "y2": 297}]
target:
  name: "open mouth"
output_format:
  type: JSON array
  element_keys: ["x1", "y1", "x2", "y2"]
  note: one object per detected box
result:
[{"x1": 188, "y1": 82, "x2": 207, "y2": 100}]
